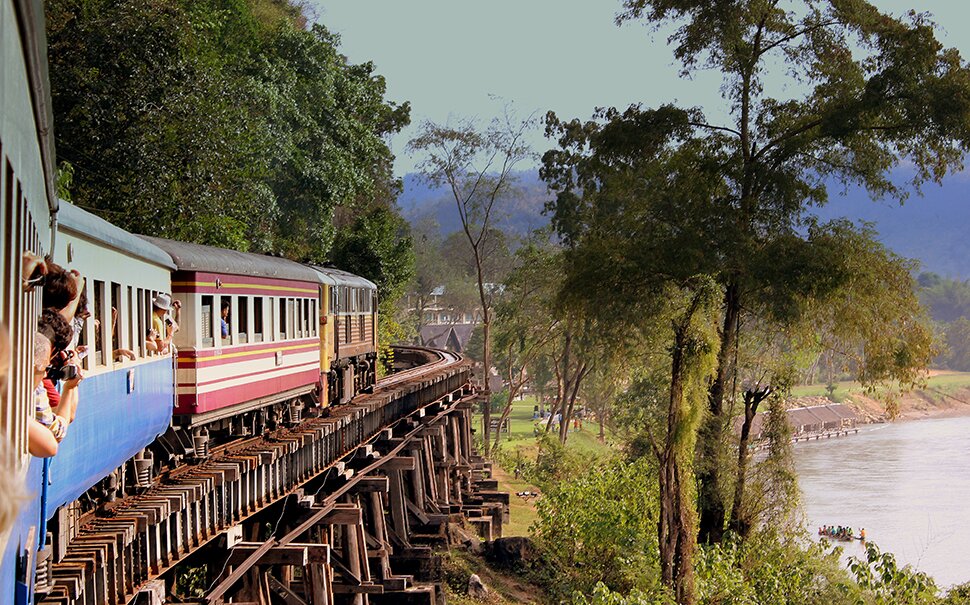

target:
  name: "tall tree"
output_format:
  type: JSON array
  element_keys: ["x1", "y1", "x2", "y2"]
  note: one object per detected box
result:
[
  {"x1": 609, "y1": 0, "x2": 970, "y2": 544},
  {"x1": 408, "y1": 114, "x2": 532, "y2": 453}
]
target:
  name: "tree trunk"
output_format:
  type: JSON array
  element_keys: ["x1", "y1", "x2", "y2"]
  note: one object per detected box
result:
[
  {"x1": 729, "y1": 387, "x2": 770, "y2": 538},
  {"x1": 697, "y1": 282, "x2": 741, "y2": 544},
  {"x1": 559, "y1": 362, "x2": 587, "y2": 445},
  {"x1": 657, "y1": 316, "x2": 697, "y2": 605}
]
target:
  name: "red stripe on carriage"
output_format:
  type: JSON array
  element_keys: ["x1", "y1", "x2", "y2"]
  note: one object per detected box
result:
[
  {"x1": 175, "y1": 368, "x2": 318, "y2": 414},
  {"x1": 176, "y1": 340, "x2": 318, "y2": 368},
  {"x1": 177, "y1": 362, "x2": 319, "y2": 388}
]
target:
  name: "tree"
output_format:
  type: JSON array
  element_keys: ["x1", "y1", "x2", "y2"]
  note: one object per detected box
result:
[
  {"x1": 490, "y1": 244, "x2": 561, "y2": 452},
  {"x1": 606, "y1": 0, "x2": 970, "y2": 545},
  {"x1": 46, "y1": 0, "x2": 409, "y2": 262},
  {"x1": 408, "y1": 114, "x2": 533, "y2": 454}
]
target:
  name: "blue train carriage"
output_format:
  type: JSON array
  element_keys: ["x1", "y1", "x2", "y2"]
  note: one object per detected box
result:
[
  {"x1": 39, "y1": 203, "x2": 177, "y2": 539},
  {"x1": 1, "y1": 0, "x2": 60, "y2": 602}
]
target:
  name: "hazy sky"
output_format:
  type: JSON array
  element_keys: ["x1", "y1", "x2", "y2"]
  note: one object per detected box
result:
[{"x1": 311, "y1": 1, "x2": 970, "y2": 176}]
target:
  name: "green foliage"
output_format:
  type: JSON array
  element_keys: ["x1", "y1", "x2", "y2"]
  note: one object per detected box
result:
[
  {"x1": 531, "y1": 457, "x2": 663, "y2": 600},
  {"x1": 46, "y1": 0, "x2": 409, "y2": 262},
  {"x1": 849, "y1": 542, "x2": 938, "y2": 605}
]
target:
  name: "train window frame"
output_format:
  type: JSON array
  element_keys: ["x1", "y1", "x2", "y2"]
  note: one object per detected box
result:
[
  {"x1": 201, "y1": 295, "x2": 214, "y2": 348},
  {"x1": 93, "y1": 280, "x2": 106, "y2": 367},
  {"x1": 219, "y1": 295, "x2": 232, "y2": 347},
  {"x1": 279, "y1": 297, "x2": 287, "y2": 340},
  {"x1": 295, "y1": 298, "x2": 303, "y2": 339},
  {"x1": 253, "y1": 297, "x2": 263, "y2": 343},
  {"x1": 238, "y1": 296, "x2": 249, "y2": 344}
]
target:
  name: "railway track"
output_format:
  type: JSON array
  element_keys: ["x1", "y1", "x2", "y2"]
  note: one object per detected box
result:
[{"x1": 35, "y1": 346, "x2": 498, "y2": 605}]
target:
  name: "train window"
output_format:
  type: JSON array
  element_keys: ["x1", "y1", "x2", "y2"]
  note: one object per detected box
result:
[
  {"x1": 311, "y1": 300, "x2": 317, "y2": 337},
  {"x1": 359, "y1": 315, "x2": 365, "y2": 341},
  {"x1": 303, "y1": 298, "x2": 309, "y2": 336},
  {"x1": 219, "y1": 296, "x2": 231, "y2": 346},
  {"x1": 238, "y1": 297, "x2": 249, "y2": 344},
  {"x1": 344, "y1": 315, "x2": 351, "y2": 343},
  {"x1": 267, "y1": 297, "x2": 275, "y2": 341},
  {"x1": 295, "y1": 298, "x2": 303, "y2": 338},
  {"x1": 127, "y1": 286, "x2": 135, "y2": 358},
  {"x1": 93, "y1": 280, "x2": 105, "y2": 366},
  {"x1": 201, "y1": 295, "x2": 214, "y2": 347},
  {"x1": 279, "y1": 298, "x2": 287, "y2": 340},
  {"x1": 136, "y1": 289, "x2": 144, "y2": 357},
  {"x1": 110, "y1": 282, "x2": 122, "y2": 361},
  {"x1": 253, "y1": 297, "x2": 263, "y2": 342},
  {"x1": 287, "y1": 298, "x2": 296, "y2": 339}
]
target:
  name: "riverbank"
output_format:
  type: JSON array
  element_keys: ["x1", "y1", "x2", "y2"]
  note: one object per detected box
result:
[{"x1": 793, "y1": 371, "x2": 970, "y2": 423}]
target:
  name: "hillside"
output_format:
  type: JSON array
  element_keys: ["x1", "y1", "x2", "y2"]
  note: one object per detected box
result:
[{"x1": 401, "y1": 168, "x2": 970, "y2": 277}]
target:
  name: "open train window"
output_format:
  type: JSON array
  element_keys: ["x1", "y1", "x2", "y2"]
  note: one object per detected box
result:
[
  {"x1": 201, "y1": 295, "x2": 214, "y2": 347},
  {"x1": 295, "y1": 298, "x2": 303, "y2": 338},
  {"x1": 127, "y1": 286, "x2": 136, "y2": 359},
  {"x1": 238, "y1": 297, "x2": 249, "y2": 344},
  {"x1": 253, "y1": 297, "x2": 263, "y2": 342},
  {"x1": 311, "y1": 300, "x2": 317, "y2": 336},
  {"x1": 135, "y1": 289, "x2": 144, "y2": 357},
  {"x1": 93, "y1": 280, "x2": 105, "y2": 366},
  {"x1": 303, "y1": 299, "x2": 310, "y2": 337},
  {"x1": 219, "y1": 296, "x2": 231, "y2": 346},
  {"x1": 279, "y1": 298, "x2": 287, "y2": 340},
  {"x1": 110, "y1": 282, "x2": 122, "y2": 362},
  {"x1": 287, "y1": 298, "x2": 296, "y2": 339}
]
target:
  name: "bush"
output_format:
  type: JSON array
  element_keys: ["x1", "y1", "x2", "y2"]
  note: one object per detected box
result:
[{"x1": 531, "y1": 457, "x2": 662, "y2": 600}]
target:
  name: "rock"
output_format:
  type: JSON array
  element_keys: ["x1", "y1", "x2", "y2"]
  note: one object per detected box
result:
[
  {"x1": 467, "y1": 573, "x2": 489, "y2": 599},
  {"x1": 483, "y1": 536, "x2": 537, "y2": 570}
]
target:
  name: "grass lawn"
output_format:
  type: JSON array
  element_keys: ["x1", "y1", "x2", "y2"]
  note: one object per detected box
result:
[
  {"x1": 790, "y1": 371, "x2": 970, "y2": 401},
  {"x1": 474, "y1": 395, "x2": 618, "y2": 537}
]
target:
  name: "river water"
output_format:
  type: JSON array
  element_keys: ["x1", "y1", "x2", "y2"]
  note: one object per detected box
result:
[{"x1": 795, "y1": 415, "x2": 970, "y2": 588}]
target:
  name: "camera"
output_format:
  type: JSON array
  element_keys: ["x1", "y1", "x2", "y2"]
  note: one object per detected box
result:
[
  {"x1": 46, "y1": 364, "x2": 78, "y2": 382},
  {"x1": 45, "y1": 349, "x2": 77, "y2": 382}
]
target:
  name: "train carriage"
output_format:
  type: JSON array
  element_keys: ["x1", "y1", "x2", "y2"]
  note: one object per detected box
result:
[
  {"x1": 1, "y1": 0, "x2": 60, "y2": 601},
  {"x1": 43, "y1": 203, "x2": 176, "y2": 511},
  {"x1": 314, "y1": 267, "x2": 378, "y2": 404},
  {"x1": 142, "y1": 237, "x2": 329, "y2": 439}
]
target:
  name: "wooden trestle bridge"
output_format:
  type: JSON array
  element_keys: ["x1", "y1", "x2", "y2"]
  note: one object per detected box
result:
[{"x1": 36, "y1": 347, "x2": 507, "y2": 605}]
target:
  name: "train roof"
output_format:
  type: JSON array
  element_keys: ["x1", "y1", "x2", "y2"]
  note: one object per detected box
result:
[
  {"x1": 141, "y1": 236, "x2": 323, "y2": 283},
  {"x1": 57, "y1": 203, "x2": 176, "y2": 269},
  {"x1": 311, "y1": 266, "x2": 377, "y2": 291}
]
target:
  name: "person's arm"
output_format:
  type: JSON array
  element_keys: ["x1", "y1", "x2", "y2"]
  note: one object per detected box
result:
[
  {"x1": 59, "y1": 272, "x2": 84, "y2": 321},
  {"x1": 28, "y1": 419, "x2": 58, "y2": 458},
  {"x1": 54, "y1": 364, "x2": 82, "y2": 424},
  {"x1": 159, "y1": 320, "x2": 178, "y2": 354}
]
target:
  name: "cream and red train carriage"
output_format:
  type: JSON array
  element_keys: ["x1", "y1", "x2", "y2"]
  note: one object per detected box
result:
[{"x1": 142, "y1": 238, "x2": 379, "y2": 442}]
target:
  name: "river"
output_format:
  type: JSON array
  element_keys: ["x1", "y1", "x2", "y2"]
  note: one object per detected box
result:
[{"x1": 796, "y1": 415, "x2": 970, "y2": 588}]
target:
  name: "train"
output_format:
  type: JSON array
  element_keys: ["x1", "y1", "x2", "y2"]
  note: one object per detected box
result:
[{"x1": 0, "y1": 1, "x2": 381, "y2": 602}]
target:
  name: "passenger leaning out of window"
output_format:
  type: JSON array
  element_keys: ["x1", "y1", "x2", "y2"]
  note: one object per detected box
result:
[
  {"x1": 147, "y1": 293, "x2": 179, "y2": 355},
  {"x1": 29, "y1": 332, "x2": 82, "y2": 458}
]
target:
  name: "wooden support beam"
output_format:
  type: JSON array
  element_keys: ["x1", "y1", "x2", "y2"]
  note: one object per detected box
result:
[
  {"x1": 267, "y1": 573, "x2": 309, "y2": 605},
  {"x1": 333, "y1": 583, "x2": 386, "y2": 594},
  {"x1": 226, "y1": 543, "x2": 331, "y2": 566},
  {"x1": 312, "y1": 505, "x2": 362, "y2": 526},
  {"x1": 384, "y1": 456, "x2": 416, "y2": 471},
  {"x1": 349, "y1": 477, "x2": 389, "y2": 493}
]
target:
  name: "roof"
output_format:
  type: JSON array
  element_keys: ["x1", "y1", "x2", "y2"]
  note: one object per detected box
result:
[
  {"x1": 142, "y1": 236, "x2": 320, "y2": 282},
  {"x1": 311, "y1": 266, "x2": 376, "y2": 290},
  {"x1": 58, "y1": 203, "x2": 176, "y2": 269}
]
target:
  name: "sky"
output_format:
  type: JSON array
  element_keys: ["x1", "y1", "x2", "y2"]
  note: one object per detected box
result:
[{"x1": 311, "y1": 1, "x2": 970, "y2": 176}]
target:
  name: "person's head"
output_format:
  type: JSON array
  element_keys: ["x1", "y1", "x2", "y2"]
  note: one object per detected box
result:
[
  {"x1": 152, "y1": 293, "x2": 173, "y2": 317},
  {"x1": 42, "y1": 262, "x2": 79, "y2": 312},
  {"x1": 221, "y1": 300, "x2": 230, "y2": 319},
  {"x1": 37, "y1": 308, "x2": 72, "y2": 354},
  {"x1": 33, "y1": 333, "x2": 51, "y2": 388}
]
